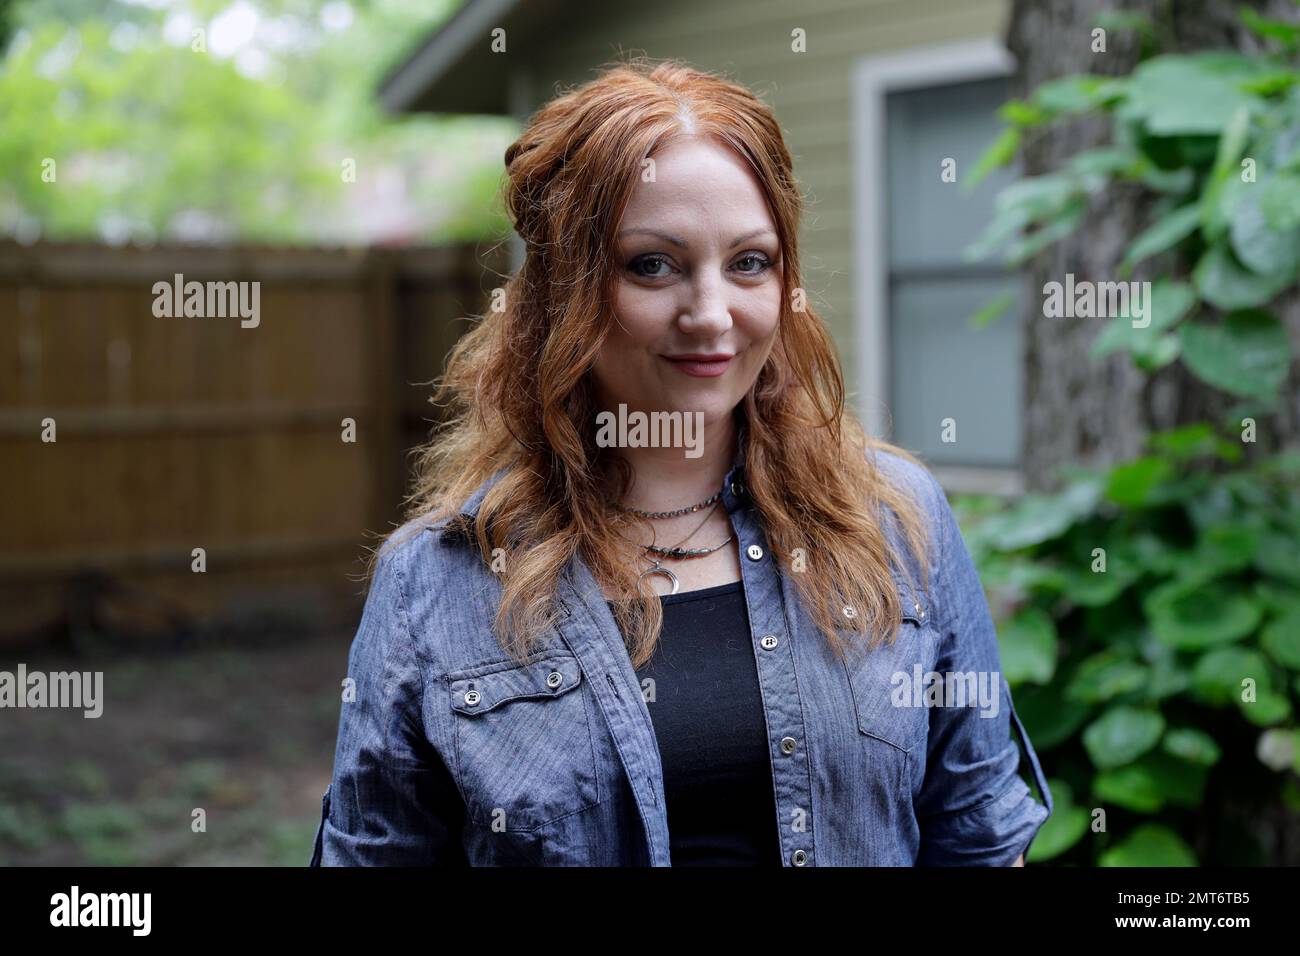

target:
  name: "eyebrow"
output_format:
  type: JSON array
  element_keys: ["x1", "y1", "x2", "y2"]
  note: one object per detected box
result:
[{"x1": 616, "y1": 227, "x2": 776, "y2": 249}]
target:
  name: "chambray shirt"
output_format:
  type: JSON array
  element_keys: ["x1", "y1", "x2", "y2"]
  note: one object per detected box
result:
[{"x1": 311, "y1": 440, "x2": 1052, "y2": 866}]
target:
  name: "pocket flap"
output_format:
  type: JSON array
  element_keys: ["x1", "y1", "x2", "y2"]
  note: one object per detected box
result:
[{"x1": 449, "y1": 655, "x2": 583, "y2": 716}]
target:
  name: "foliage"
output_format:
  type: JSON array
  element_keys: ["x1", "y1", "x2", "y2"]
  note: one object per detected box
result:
[
  {"x1": 962, "y1": 7, "x2": 1300, "y2": 864},
  {"x1": 0, "y1": 0, "x2": 513, "y2": 244}
]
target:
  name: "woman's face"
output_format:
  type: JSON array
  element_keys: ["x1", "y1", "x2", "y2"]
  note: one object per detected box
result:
[{"x1": 592, "y1": 135, "x2": 783, "y2": 436}]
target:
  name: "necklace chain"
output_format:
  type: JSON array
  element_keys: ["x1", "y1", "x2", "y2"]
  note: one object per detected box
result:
[{"x1": 614, "y1": 483, "x2": 725, "y2": 520}]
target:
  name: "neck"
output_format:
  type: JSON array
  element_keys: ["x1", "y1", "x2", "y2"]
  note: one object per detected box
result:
[{"x1": 607, "y1": 415, "x2": 737, "y2": 513}]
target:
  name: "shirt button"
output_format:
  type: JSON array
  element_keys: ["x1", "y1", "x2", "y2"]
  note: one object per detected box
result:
[
  {"x1": 546, "y1": 671, "x2": 563, "y2": 689},
  {"x1": 730, "y1": 479, "x2": 745, "y2": 498},
  {"x1": 780, "y1": 736, "x2": 797, "y2": 755},
  {"x1": 792, "y1": 849, "x2": 808, "y2": 866},
  {"x1": 760, "y1": 635, "x2": 779, "y2": 650},
  {"x1": 916, "y1": 602, "x2": 927, "y2": 623},
  {"x1": 843, "y1": 606, "x2": 857, "y2": 620},
  {"x1": 746, "y1": 544, "x2": 764, "y2": 561},
  {"x1": 463, "y1": 689, "x2": 481, "y2": 707}
]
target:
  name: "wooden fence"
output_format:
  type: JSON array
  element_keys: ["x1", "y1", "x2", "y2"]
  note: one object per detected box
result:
[{"x1": 0, "y1": 239, "x2": 509, "y2": 648}]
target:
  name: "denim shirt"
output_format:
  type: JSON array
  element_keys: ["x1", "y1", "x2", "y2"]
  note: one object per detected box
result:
[{"x1": 312, "y1": 441, "x2": 1052, "y2": 866}]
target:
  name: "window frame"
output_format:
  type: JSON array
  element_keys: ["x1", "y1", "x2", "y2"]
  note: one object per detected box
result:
[{"x1": 851, "y1": 37, "x2": 1023, "y2": 498}]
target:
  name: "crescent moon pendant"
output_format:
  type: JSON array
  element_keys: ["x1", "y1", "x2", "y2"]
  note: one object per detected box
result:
[{"x1": 638, "y1": 564, "x2": 680, "y2": 596}]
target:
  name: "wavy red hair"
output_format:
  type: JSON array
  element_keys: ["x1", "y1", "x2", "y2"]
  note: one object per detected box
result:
[{"x1": 382, "y1": 55, "x2": 933, "y2": 668}]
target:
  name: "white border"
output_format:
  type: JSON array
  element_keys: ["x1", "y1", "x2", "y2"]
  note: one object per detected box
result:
[{"x1": 851, "y1": 37, "x2": 1021, "y2": 495}]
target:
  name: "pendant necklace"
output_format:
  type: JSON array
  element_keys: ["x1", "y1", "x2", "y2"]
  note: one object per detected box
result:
[{"x1": 615, "y1": 482, "x2": 733, "y2": 596}]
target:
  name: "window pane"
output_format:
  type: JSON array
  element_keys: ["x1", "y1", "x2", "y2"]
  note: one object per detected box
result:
[
  {"x1": 891, "y1": 277, "x2": 1022, "y2": 467},
  {"x1": 885, "y1": 75, "x2": 1021, "y2": 468}
]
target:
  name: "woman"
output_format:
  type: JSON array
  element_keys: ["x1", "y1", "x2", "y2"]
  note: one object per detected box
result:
[{"x1": 312, "y1": 57, "x2": 1051, "y2": 866}]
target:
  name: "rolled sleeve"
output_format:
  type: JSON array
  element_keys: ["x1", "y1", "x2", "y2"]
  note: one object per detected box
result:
[
  {"x1": 312, "y1": 541, "x2": 465, "y2": 866},
  {"x1": 914, "y1": 472, "x2": 1053, "y2": 866}
]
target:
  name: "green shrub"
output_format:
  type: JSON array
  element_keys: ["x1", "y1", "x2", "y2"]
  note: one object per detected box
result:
[{"x1": 964, "y1": 7, "x2": 1300, "y2": 864}]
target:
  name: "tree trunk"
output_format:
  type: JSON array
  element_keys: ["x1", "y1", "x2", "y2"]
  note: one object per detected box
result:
[{"x1": 1006, "y1": 0, "x2": 1300, "y2": 491}]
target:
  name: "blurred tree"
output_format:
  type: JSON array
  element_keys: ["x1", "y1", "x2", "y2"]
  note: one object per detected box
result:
[
  {"x1": 0, "y1": 0, "x2": 513, "y2": 245},
  {"x1": 999, "y1": 0, "x2": 1300, "y2": 490}
]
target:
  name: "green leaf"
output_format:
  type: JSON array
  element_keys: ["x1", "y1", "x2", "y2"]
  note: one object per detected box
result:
[
  {"x1": 1180, "y1": 309, "x2": 1291, "y2": 400},
  {"x1": 1082, "y1": 705, "x2": 1165, "y2": 769},
  {"x1": 1239, "y1": 8, "x2": 1300, "y2": 48},
  {"x1": 1193, "y1": 242, "x2": 1296, "y2": 309},
  {"x1": 1255, "y1": 530, "x2": 1300, "y2": 585},
  {"x1": 1131, "y1": 334, "x2": 1183, "y2": 372},
  {"x1": 1122, "y1": 204, "x2": 1202, "y2": 268},
  {"x1": 978, "y1": 477, "x2": 1103, "y2": 550},
  {"x1": 1099, "y1": 824, "x2": 1196, "y2": 866},
  {"x1": 965, "y1": 126, "x2": 1022, "y2": 191},
  {"x1": 1229, "y1": 182, "x2": 1300, "y2": 275},
  {"x1": 1057, "y1": 564, "x2": 1133, "y2": 606},
  {"x1": 1255, "y1": 579, "x2": 1300, "y2": 616},
  {"x1": 1067, "y1": 145, "x2": 1140, "y2": 178},
  {"x1": 1147, "y1": 422, "x2": 1237, "y2": 462},
  {"x1": 1094, "y1": 764, "x2": 1164, "y2": 813},
  {"x1": 1260, "y1": 612, "x2": 1300, "y2": 668},
  {"x1": 1146, "y1": 580, "x2": 1264, "y2": 650},
  {"x1": 1241, "y1": 689, "x2": 1291, "y2": 726},
  {"x1": 999, "y1": 607, "x2": 1058, "y2": 684},
  {"x1": 1120, "y1": 53, "x2": 1265, "y2": 136},
  {"x1": 1094, "y1": 751, "x2": 1208, "y2": 812},
  {"x1": 1188, "y1": 522, "x2": 1261, "y2": 579},
  {"x1": 1066, "y1": 650, "x2": 1150, "y2": 702},
  {"x1": 968, "y1": 290, "x2": 1015, "y2": 329},
  {"x1": 1091, "y1": 278, "x2": 1196, "y2": 362},
  {"x1": 1162, "y1": 727, "x2": 1222, "y2": 766},
  {"x1": 1026, "y1": 781, "x2": 1091, "y2": 862},
  {"x1": 1033, "y1": 74, "x2": 1125, "y2": 117},
  {"x1": 1260, "y1": 173, "x2": 1300, "y2": 230},
  {"x1": 1105, "y1": 456, "x2": 1175, "y2": 508},
  {"x1": 1191, "y1": 646, "x2": 1271, "y2": 704}
]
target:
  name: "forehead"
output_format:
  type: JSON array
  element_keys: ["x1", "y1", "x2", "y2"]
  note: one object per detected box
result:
[{"x1": 620, "y1": 136, "x2": 773, "y2": 229}]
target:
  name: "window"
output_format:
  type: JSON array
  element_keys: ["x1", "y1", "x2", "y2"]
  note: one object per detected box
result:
[{"x1": 853, "y1": 39, "x2": 1024, "y2": 494}]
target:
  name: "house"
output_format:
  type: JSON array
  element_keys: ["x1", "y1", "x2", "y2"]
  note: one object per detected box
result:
[{"x1": 378, "y1": 0, "x2": 1025, "y2": 495}]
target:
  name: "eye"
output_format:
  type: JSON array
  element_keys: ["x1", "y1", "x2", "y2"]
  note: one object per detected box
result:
[
  {"x1": 627, "y1": 254, "x2": 675, "y2": 279},
  {"x1": 733, "y1": 253, "x2": 773, "y2": 275}
]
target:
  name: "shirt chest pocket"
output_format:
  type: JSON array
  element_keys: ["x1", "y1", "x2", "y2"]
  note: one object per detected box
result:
[
  {"x1": 447, "y1": 653, "x2": 600, "y2": 831},
  {"x1": 842, "y1": 581, "x2": 938, "y2": 754}
]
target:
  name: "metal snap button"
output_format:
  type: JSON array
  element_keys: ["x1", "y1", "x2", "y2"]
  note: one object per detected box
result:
[
  {"x1": 463, "y1": 689, "x2": 481, "y2": 707},
  {"x1": 731, "y1": 479, "x2": 745, "y2": 498},
  {"x1": 843, "y1": 605, "x2": 857, "y2": 620},
  {"x1": 780, "y1": 736, "x2": 797, "y2": 755},
  {"x1": 915, "y1": 602, "x2": 926, "y2": 623},
  {"x1": 546, "y1": 671, "x2": 563, "y2": 689},
  {"x1": 792, "y1": 849, "x2": 808, "y2": 866},
  {"x1": 746, "y1": 544, "x2": 764, "y2": 561},
  {"x1": 760, "y1": 635, "x2": 779, "y2": 650}
]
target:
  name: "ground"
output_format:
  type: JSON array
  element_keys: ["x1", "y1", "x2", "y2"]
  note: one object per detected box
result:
[{"x1": 0, "y1": 635, "x2": 347, "y2": 866}]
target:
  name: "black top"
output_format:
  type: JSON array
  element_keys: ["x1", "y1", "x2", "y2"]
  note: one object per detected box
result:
[{"x1": 608, "y1": 579, "x2": 781, "y2": 866}]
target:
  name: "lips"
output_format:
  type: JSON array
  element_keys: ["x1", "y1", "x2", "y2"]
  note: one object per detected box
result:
[{"x1": 662, "y1": 353, "x2": 734, "y2": 377}]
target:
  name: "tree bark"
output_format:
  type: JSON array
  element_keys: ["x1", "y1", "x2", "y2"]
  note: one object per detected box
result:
[{"x1": 1006, "y1": 0, "x2": 1300, "y2": 491}]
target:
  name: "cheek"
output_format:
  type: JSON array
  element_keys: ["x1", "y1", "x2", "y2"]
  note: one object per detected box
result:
[
  {"x1": 612, "y1": 283, "x2": 670, "y2": 344},
  {"x1": 739, "y1": 282, "x2": 782, "y2": 340}
]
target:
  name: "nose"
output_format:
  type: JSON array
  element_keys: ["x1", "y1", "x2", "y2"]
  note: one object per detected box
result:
[{"x1": 677, "y1": 270, "x2": 733, "y2": 336}]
